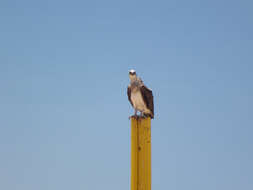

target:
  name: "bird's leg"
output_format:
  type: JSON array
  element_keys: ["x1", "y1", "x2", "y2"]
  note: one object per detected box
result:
[
  {"x1": 140, "y1": 111, "x2": 147, "y2": 118},
  {"x1": 133, "y1": 109, "x2": 138, "y2": 119},
  {"x1": 129, "y1": 109, "x2": 138, "y2": 120}
]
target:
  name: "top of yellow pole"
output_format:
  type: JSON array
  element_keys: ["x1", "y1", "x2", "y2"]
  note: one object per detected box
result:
[{"x1": 130, "y1": 116, "x2": 152, "y2": 121}]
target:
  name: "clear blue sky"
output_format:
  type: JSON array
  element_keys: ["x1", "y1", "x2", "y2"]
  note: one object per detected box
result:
[{"x1": 0, "y1": 0, "x2": 252, "y2": 189}]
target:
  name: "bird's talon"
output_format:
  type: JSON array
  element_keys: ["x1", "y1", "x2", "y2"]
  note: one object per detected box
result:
[{"x1": 129, "y1": 115, "x2": 139, "y2": 120}]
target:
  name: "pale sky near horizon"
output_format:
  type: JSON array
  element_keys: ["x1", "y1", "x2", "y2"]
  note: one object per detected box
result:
[{"x1": 0, "y1": 0, "x2": 253, "y2": 190}]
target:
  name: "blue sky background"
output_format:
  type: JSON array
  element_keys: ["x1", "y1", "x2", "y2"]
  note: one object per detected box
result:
[{"x1": 0, "y1": 0, "x2": 252, "y2": 189}]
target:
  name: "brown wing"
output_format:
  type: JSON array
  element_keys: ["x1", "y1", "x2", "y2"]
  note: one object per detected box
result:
[
  {"x1": 127, "y1": 86, "x2": 133, "y2": 106},
  {"x1": 140, "y1": 85, "x2": 154, "y2": 119}
]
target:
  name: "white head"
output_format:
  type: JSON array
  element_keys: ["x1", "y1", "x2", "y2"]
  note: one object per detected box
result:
[{"x1": 129, "y1": 69, "x2": 137, "y2": 82}]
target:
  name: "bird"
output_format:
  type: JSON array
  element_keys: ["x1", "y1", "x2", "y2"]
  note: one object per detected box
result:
[{"x1": 127, "y1": 69, "x2": 154, "y2": 119}]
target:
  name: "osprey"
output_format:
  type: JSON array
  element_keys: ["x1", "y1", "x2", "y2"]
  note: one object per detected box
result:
[{"x1": 127, "y1": 69, "x2": 154, "y2": 119}]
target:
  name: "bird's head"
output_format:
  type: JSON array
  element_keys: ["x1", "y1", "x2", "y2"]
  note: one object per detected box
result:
[{"x1": 129, "y1": 69, "x2": 137, "y2": 81}]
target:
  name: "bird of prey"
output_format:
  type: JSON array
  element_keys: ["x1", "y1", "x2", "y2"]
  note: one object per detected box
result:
[{"x1": 127, "y1": 69, "x2": 154, "y2": 119}]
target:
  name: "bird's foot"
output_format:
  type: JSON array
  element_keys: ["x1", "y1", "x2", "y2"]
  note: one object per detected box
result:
[
  {"x1": 140, "y1": 112, "x2": 147, "y2": 119},
  {"x1": 129, "y1": 114, "x2": 139, "y2": 120},
  {"x1": 141, "y1": 115, "x2": 147, "y2": 119}
]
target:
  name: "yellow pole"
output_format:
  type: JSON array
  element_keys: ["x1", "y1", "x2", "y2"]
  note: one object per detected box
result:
[{"x1": 131, "y1": 117, "x2": 151, "y2": 190}]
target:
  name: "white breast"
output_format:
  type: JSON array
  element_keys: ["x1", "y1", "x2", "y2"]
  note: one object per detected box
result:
[{"x1": 131, "y1": 90, "x2": 148, "y2": 112}]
